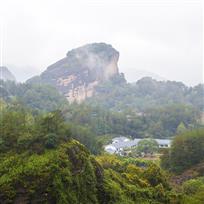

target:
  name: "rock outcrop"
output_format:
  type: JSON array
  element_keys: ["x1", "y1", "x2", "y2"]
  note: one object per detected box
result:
[
  {"x1": 0, "y1": 66, "x2": 16, "y2": 81},
  {"x1": 28, "y1": 43, "x2": 120, "y2": 103}
]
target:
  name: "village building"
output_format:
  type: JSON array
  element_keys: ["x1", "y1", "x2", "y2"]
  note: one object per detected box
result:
[{"x1": 105, "y1": 136, "x2": 171, "y2": 155}]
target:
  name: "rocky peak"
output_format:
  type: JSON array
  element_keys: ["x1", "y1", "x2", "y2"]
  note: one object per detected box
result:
[
  {"x1": 29, "y1": 43, "x2": 120, "y2": 103},
  {"x1": 0, "y1": 66, "x2": 16, "y2": 82}
]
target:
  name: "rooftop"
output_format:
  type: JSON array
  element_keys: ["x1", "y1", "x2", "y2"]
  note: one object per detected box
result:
[{"x1": 105, "y1": 136, "x2": 172, "y2": 154}]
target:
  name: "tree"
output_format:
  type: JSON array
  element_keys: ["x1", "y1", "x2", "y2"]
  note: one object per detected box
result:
[
  {"x1": 38, "y1": 110, "x2": 68, "y2": 138},
  {"x1": 161, "y1": 129, "x2": 204, "y2": 173},
  {"x1": 0, "y1": 109, "x2": 33, "y2": 151},
  {"x1": 45, "y1": 133, "x2": 58, "y2": 149},
  {"x1": 136, "y1": 139, "x2": 159, "y2": 155},
  {"x1": 176, "y1": 122, "x2": 187, "y2": 135}
]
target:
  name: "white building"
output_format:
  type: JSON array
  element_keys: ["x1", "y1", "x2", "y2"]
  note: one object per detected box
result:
[{"x1": 104, "y1": 137, "x2": 171, "y2": 154}]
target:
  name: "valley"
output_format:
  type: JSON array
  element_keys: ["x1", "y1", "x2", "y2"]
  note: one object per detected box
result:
[{"x1": 0, "y1": 43, "x2": 203, "y2": 203}]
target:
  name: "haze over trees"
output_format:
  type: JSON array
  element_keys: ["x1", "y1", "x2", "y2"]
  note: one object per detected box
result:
[
  {"x1": 161, "y1": 129, "x2": 204, "y2": 173},
  {"x1": 1, "y1": 77, "x2": 203, "y2": 140},
  {"x1": 0, "y1": 43, "x2": 203, "y2": 203}
]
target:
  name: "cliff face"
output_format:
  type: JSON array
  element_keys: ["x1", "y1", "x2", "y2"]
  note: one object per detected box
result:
[
  {"x1": 28, "y1": 43, "x2": 120, "y2": 103},
  {"x1": 0, "y1": 67, "x2": 16, "y2": 81}
]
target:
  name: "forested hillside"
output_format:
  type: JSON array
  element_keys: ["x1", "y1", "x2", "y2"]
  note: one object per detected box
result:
[
  {"x1": 1, "y1": 101, "x2": 204, "y2": 203},
  {"x1": 2, "y1": 0, "x2": 203, "y2": 203},
  {"x1": 0, "y1": 102, "x2": 173, "y2": 203},
  {"x1": 0, "y1": 80, "x2": 67, "y2": 111},
  {"x1": 89, "y1": 76, "x2": 204, "y2": 112},
  {"x1": 0, "y1": 76, "x2": 204, "y2": 203},
  {"x1": 161, "y1": 129, "x2": 204, "y2": 203},
  {"x1": 1, "y1": 78, "x2": 203, "y2": 139}
]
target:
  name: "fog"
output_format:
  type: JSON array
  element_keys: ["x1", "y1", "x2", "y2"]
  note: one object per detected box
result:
[{"x1": 0, "y1": 0, "x2": 203, "y2": 85}]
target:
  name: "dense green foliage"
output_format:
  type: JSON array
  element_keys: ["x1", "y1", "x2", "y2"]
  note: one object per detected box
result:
[
  {"x1": 0, "y1": 80, "x2": 67, "y2": 111},
  {"x1": 0, "y1": 46, "x2": 203, "y2": 202},
  {"x1": 89, "y1": 76, "x2": 204, "y2": 112},
  {"x1": 1, "y1": 78, "x2": 203, "y2": 139},
  {"x1": 0, "y1": 140, "x2": 100, "y2": 203},
  {"x1": 161, "y1": 129, "x2": 204, "y2": 173},
  {"x1": 181, "y1": 177, "x2": 204, "y2": 203},
  {"x1": 159, "y1": 129, "x2": 204, "y2": 203},
  {"x1": 0, "y1": 140, "x2": 182, "y2": 204},
  {"x1": 0, "y1": 88, "x2": 204, "y2": 202},
  {"x1": 0, "y1": 102, "x2": 100, "y2": 154},
  {"x1": 136, "y1": 139, "x2": 159, "y2": 155},
  {"x1": 64, "y1": 76, "x2": 203, "y2": 139},
  {"x1": 0, "y1": 102, "x2": 181, "y2": 203},
  {"x1": 66, "y1": 103, "x2": 201, "y2": 139}
]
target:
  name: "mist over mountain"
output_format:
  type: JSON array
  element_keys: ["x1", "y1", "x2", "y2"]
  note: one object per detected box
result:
[
  {"x1": 0, "y1": 67, "x2": 16, "y2": 82},
  {"x1": 1, "y1": 42, "x2": 204, "y2": 204},
  {"x1": 1, "y1": 1, "x2": 203, "y2": 203},
  {"x1": 27, "y1": 43, "x2": 122, "y2": 103},
  {"x1": 128, "y1": 70, "x2": 166, "y2": 83},
  {"x1": 27, "y1": 42, "x2": 203, "y2": 107}
]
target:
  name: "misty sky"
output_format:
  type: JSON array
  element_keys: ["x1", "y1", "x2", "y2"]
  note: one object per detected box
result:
[{"x1": 0, "y1": 0, "x2": 203, "y2": 86}]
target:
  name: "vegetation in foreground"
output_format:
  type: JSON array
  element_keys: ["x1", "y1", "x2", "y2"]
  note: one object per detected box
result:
[
  {"x1": 161, "y1": 129, "x2": 204, "y2": 203},
  {"x1": 0, "y1": 82, "x2": 204, "y2": 203},
  {"x1": 0, "y1": 139, "x2": 180, "y2": 203},
  {"x1": 0, "y1": 101, "x2": 177, "y2": 203}
]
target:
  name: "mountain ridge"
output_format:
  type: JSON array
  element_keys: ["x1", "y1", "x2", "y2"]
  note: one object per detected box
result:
[
  {"x1": 28, "y1": 42, "x2": 121, "y2": 103},
  {"x1": 0, "y1": 66, "x2": 16, "y2": 82}
]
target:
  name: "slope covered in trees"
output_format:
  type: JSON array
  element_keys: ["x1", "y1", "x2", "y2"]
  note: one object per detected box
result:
[
  {"x1": 0, "y1": 78, "x2": 203, "y2": 139},
  {"x1": 0, "y1": 139, "x2": 184, "y2": 204},
  {"x1": 65, "y1": 103, "x2": 201, "y2": 139},
  {"x1": 0, "y1": 80, "x2": 67, "y2": 112},
  {"x1": 0, "y1": 101, "x2": 100, "y2": 154},
  {"x1": 89, "y1": 76, "x2": 204, "y2": 112},
  {"x1": 1, "y1": 94, "x2": 204, "y2": 203},
  {"x1": 160, "y1": 129, "x2": 204, "y2": 204},
  {"x1": 161, "y1": 129, "x2": 204, "y2": 173},
  {"x1": 0, "y1": 102, "x2": 181, "y2": 203}
]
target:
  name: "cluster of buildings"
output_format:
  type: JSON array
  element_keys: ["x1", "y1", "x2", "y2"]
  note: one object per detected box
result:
[{"x1": 104, "y1": 136, "x2": 171, "y2": 155}]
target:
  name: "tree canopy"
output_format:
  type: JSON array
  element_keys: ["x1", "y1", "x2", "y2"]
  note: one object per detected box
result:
[
  {"x1": 136, "y1": 138, "x2": 159, "y2": 155},
  {"x1": 161, "y1": 129, "x2": 204, "y2": 173}
]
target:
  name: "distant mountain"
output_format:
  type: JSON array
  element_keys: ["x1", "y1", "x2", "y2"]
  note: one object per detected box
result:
[
  {"x1": 6, "y1": 64, "x2": 39, "y2": 82},
  {"x1": 89, "y1": 76, "x2": 204, "y2": 112},
  {"x1": 27, "y1": 43, "x2": 122, "y2": 103},
  {"x1": 128, "y1": 70, "x2": 166, "y2": 83},
  {"x1": 0, "y1": 66, "x2": 16, "y2": 81},
  {"x1": 27, "y1": 42, "x2": 203, "y2": 110}
]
